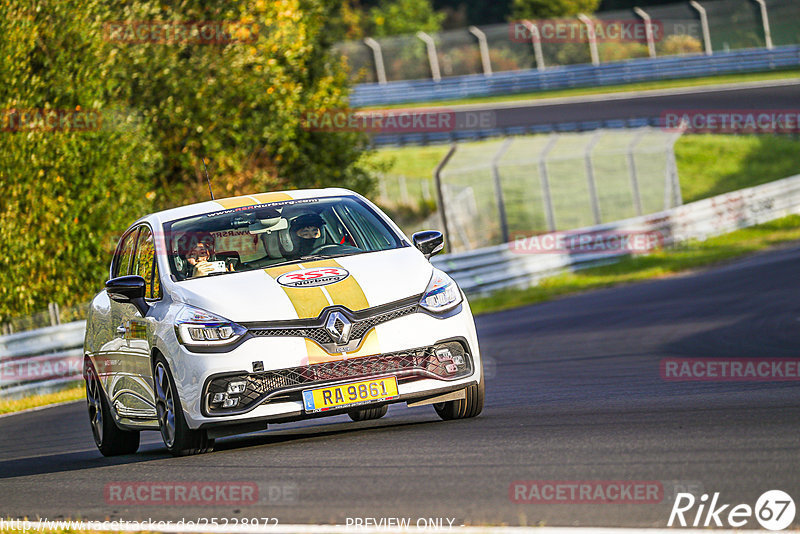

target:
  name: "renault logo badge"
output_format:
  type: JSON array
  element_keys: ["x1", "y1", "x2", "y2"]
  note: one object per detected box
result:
[{"x1": 325, "y1": 311, "x2": 352, "y2": 345}]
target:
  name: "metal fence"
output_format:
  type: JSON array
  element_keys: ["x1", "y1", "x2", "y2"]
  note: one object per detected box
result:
[
  {"x1": 0, "y1": 321, "x2": 85, "y2": 398},
  {"x1": 377, "y1": 127, "x2": 683, "y2": 253},
  {"x1": 336, "y1": 0, "x2": 800, "y2": 85},
  {"x1": 1, "y1": 302, "x2": 89, "y2": 336},
  {"x1": 432, "y1": 171, "x2": 800, "y2": 294},
  {"x1": 351, "y1": 44, "x2": 800, "y2": 108}
]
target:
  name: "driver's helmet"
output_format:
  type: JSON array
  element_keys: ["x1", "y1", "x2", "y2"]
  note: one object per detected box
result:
[{"x1": 289, "y1": 213, "x2": 326, "y2": 256}]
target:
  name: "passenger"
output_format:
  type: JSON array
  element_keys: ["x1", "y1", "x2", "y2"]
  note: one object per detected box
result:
[{"x1": 181, "y1": 233, "x2": 233, "y2": 278}]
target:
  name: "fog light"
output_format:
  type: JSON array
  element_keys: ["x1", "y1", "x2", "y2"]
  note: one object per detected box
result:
[
  {"x1": 222, "y1": 397, "x2": 239, "y2": 408},
  {"x1": 436, "y1": 348, "x2": 453, "y2": 362},
  {"x1": 212, "y1": 392, "x2": 227, "y2": 404},
  {"x1": 227, "y1": 381, "x2": 246, "y2": 395}
]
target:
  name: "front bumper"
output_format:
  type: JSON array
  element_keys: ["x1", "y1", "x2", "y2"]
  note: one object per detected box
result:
[
  {"x1": 203, "y1": 338, "x2": 473, "y2": 417},
  {"x1": 164, "y1": 300, "x2": 483, "y2": 429}
]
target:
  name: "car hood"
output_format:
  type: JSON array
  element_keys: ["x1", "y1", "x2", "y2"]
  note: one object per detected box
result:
[{"x1": 170, "y1": 247, "x2": 433, "y2": 322}]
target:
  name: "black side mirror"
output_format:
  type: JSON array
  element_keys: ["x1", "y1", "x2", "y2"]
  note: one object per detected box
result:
[
  {"x1": 106, "y1": 275, "x2": 149, "y2": 316},
  {"x1": 412, "y1": 230, "x2": 444, "y2": 259}
]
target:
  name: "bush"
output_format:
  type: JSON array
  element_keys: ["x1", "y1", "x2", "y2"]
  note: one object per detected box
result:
[
  {"x1": 658, "y1": 34, "x2": 704, "y2": 56},
  {"x1": 0, "y1": 0, "x2": 379, "y2": 321}
]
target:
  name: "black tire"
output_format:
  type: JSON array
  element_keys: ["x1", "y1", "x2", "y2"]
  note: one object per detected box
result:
[
  {"x1": 434, "y1": 377, "x2": 484, "y2": 420},
  {"x1": 85, "y1": 361, "x2": 140, "y2": 456},
  {"x1": 153, "y1": 357, "x2": 214, "y2": 456},
  {"x1": 348, "y1": 404, "x2": 389, "y2": 421}
]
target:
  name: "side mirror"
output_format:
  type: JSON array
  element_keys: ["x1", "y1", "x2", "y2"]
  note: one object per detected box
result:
[
  {"x1": 412, "y1": 230, "x2": 444, "y2": 259},
  {"x1": 106, "y1": 275, "x2": 149, "y2": 316}
]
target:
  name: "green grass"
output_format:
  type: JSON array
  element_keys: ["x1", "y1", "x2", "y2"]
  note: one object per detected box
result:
[
  {"x1": 376, "y1": 134, "x2": 800, "y2": 207},
  {"x1": 0, "y1": 383, "x2": 84, "y2": 415},
  {"x1": 675, "y1": 135, "x2": 800, "y2": 202},
  {"x1": 359, "y1": 68, "x2": 800, "y2": 110},
  {"x1": 469, "y1": 214, "x2": 800, "y2": 315}
]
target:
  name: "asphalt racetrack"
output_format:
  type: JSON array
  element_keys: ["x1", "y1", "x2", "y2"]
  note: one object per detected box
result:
[
  {"x1": 1, "y1": 243, "x2": 799, "y2": 528},
  {"x1": 447, "y1": 79, "x2": 800, "y2": 131}
]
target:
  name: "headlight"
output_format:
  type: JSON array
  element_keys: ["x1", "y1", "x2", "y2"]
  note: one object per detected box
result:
[
  {"x1": 175, "y1": 305, "x2": 246, "y2": 347},
  {"x1": 420, "y1": 269, "x2": 463, "y2": 313}
]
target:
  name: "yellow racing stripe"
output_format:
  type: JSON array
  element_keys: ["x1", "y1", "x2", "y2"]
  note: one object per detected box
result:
[
  {"x1": 214, "y1": 191, "x2": 293, "y2": 210},
  {"x1": 214, "y1": 196, "x2": 259, "y2": 209},
  {"x1": 264, "y1": 264, "x2": 330, "y2": 319},
  {"x1": 304, "y1": 329, "x2": 381, "y2": 364},
  {"x1": 266, "y1": 259, "x2": 379, "y2": 362},
  {"x1": 251, "y1": 192, "x2": 293, "y2": 203},
  {"x1": 310, "y1": 259, "x2": 370, "y2": 312}
]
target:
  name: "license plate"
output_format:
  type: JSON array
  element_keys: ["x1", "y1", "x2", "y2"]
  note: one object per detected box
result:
[{"x1": 302, "y1": 376, "x2": 399, "y2": 413}]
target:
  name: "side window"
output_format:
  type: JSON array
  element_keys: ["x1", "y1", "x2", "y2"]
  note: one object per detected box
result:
[
  {"x1": 114, "y1": 229, "x2": 139, "y2": 278},
  {"x1": 133, "y1": 226, "x2": 161, "y2": 299}
]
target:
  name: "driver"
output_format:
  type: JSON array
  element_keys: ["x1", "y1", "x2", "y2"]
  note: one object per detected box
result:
[{"x1": 290, "y1": 213, "x2": 326, "y2": 258}]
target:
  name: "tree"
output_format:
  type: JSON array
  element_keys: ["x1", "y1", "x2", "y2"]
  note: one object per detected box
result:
[
  {"x1": 510, "y1": 0, "x2": 601, "y2": 20},
  {"x1": 368, "y1": 0, "x2": 445, "y2": 37},
  {"x1": 0, "y1": 0, "x2": 380, "y2": 320},
  {"x1": 0, "y1": 0, "x2": 161, "y2": 319}
]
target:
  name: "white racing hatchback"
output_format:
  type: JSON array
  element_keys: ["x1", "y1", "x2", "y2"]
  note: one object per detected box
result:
[{"x1": 83, "y1": 189, "x2": 484, "y2": 456}]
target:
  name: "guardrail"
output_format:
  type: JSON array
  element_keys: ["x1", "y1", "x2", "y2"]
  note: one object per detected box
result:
[
  {"x1": 351, "y1": 46, "x2": 800, "y2": 107},
  {"x1": 433, "y1": 172, "x2": 800, "y2": 294},
  {"x1": 3, "y1": 173, "x2": 800, "y2": 398},
  {"x1": 0, "y1": 321, "x2": 85, "y2": 399}
]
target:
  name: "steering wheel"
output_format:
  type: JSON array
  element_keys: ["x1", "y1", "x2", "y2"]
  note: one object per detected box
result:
[{"x1": 309, "y1": 244, "x2": 341, "y2": 255}]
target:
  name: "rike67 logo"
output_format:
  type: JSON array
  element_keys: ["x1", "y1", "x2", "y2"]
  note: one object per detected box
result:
[{"x1": 668, "y1": 490, "x2": 795, "y2": 530}]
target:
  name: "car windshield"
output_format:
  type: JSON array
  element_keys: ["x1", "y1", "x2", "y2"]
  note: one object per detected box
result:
[{"x1": 163, "y1": 195, "x2": 407, "y2": 281}]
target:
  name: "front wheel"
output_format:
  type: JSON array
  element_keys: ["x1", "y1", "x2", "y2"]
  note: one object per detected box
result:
[
  {"x1": 85, "y1": 362, "x2": 140, "y2": 456},
  {"x1": 434, "y1": 377, "x2": 484, "y2": 420},
  {"x1": 154, "y1": 358, "x2": 214, "y2": 456}
]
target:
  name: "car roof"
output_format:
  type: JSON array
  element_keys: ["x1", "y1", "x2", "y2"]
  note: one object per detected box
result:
[{"x1": 140, "y1": 187, "x2": 359, "y2": 226}]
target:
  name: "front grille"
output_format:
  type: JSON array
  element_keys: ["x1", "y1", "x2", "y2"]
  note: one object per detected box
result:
[
  {"x1": 249, "y1": 304, "x2": 417, "y2": 346},
  {"x1": 205, "y1": 340, "x2": 472, "y2": 415}
]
